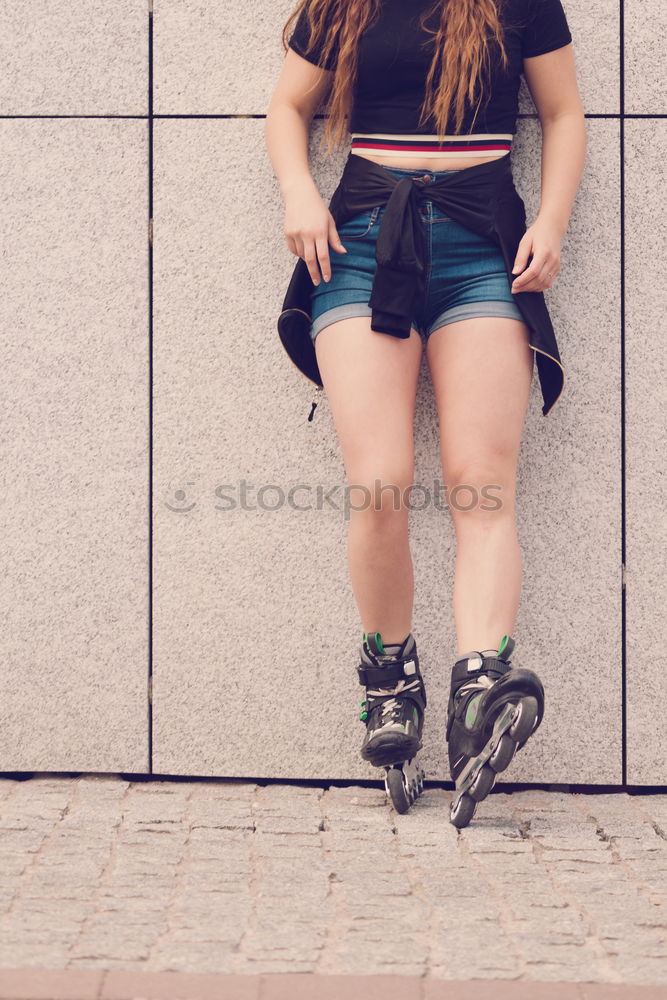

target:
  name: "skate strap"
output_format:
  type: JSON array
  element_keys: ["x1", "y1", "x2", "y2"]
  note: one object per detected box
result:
[
  {"x1": 357, "y1": 658, "x2": 418, "y2": 687},
  {"x1": 478, "y1": 655, "x2": 510, "y2": 676},
  {"x1": 452, "y1": 655, "x2": 511, "y2": 685}
]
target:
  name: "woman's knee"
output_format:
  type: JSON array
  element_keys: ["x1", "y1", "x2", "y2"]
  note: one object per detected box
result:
[
  {"x1": 444, "y1": 457, "x2": 518, "y2": 522},
  {"x1": 347, "y1": 468, "x2": 415, "y2": 519}
]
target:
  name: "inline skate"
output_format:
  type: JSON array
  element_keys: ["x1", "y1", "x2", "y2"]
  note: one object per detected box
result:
[
  {"x1": 357, "y1": 630, "x2": 427, "y2": 814},
  {"x1": 446, "y1": 634, "x2": 544, "y2": 828}
]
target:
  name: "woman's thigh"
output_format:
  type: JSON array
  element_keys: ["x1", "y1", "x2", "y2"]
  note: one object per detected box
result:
[
  {"x1": 425, "y1": 316, "x2": 533, "y2": 497},
  {"x1": 310, "y1": 201, "x2": 423, "y2": 488},
  {"x1": 315, "y1": 316, "x2": 423, "y2": 490}
]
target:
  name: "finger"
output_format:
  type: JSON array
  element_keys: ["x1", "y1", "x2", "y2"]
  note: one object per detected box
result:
[
  {"x1": 536, "y1": 259, "x2": 557, "y2": 288},
  {"x1": 302, "y1": 239, "x2": 322, "y2": 286},
  {"x1": 514, "y1": 277, "x2": 539, "y2": 293},
  {"x1": 512, "y1": 257, "x2": 545, "y2": 289},
  {"x1": 521, "y1": 259, "x2": 557, "y2": 292},
  {"x1": 315, "y1": 235, "x2": 332, "y2": 282},
  {"x1": 516, "y1": 272, "x2": 553, "y2": 294},
  {"x1": 329, "y1": 218, "x2": 347, "y2": 255},
  {"x1": 511, "y1": 237, "x2": 532, "y2": 275}
]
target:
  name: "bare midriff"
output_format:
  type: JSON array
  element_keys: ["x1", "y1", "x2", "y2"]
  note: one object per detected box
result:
[{"x1": 352, "y1": 150, "x2": 510, "y2": 171}]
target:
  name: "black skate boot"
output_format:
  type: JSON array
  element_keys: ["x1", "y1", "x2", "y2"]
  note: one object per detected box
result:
[
  {"x1": 446, "y1": 634, "x2": 544, "y2": 828},
  {"x1": 357, "y1": 630, "x2": 427, "y2": 814}
]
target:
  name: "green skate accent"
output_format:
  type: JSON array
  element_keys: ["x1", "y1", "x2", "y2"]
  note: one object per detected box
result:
[
  {"x1": 498, "y1": 634, "x2": 510, "y2": 657},
  {"x1": 465, "y1": 693, "x2": 483, "y2": 728},
  {"x1": 413, "y1": 707, "x2": 419, "y2": 723}
]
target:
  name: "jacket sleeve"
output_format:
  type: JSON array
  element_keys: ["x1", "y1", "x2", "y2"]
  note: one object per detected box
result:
[
  {"x1": 521, "y1": 0, "x2": 573, "y2": 58},
  {"x1": 288, "y1": 1, "x2": 338, "y2": 71}
]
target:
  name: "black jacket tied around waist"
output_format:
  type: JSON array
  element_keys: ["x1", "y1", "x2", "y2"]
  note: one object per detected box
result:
[{"x1": 277, "y1": 151, "x2": 565, "y2": 419}]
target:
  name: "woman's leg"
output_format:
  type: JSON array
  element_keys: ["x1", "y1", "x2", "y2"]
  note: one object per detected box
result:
[
  {"x1": 315, "y1": 317, "x2": 423, "y2": 644},
  {"x1": 425, "y1": 316, "x2": 533, "y2": 654}
]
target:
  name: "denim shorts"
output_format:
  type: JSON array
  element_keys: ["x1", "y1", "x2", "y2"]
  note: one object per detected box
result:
[{"x1": 310, "y1": 162, "x2": 525, "y2": 342}]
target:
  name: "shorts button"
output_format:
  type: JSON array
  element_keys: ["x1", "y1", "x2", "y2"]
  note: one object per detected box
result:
[{"x1": 421, "y1": 174, "x2": 430, "y2": 182}]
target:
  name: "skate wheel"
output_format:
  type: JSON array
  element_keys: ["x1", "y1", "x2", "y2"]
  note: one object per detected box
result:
[
  {"x1": 489, "y1": 732, "x2": 516, "y2": 773},
  {"x1": 385, "y1": 766, "x2": 411, "y2": 814},
  {"x1": 509, "y1": 696, "x2": 538, "y2": 744},
  {"x1": 450, "y1": 791, "x2": 476, "y2": 829},
  {"x1": 468, "y1": 763, "x2": 496, "y2": 802}
]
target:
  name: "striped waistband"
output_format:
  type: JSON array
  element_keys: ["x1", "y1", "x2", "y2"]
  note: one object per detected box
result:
[{"x1": 349, "y1": 132, "x2": 513, "y2": 158}]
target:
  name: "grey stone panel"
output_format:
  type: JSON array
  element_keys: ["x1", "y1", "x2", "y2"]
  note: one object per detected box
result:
[
  {"x1": 526, "y1": 0, "x2": 619, "y2": 117},
  {"x1": 152, "y1": 116, "x2": 620, "y2": 783},
  {"x1": 153, "y1": 0, "x2": 615, "y2": 116},
  {"x1": 625, "y1": 0, "x2": 667, "y2": 114},
  {"x1": 0, "y1": 120, "x2": 149, "y2": 771},
  {"x1": 507, "y1": 116, "x2": 622, "y2": 785},
  {"x1": 625, "y1": 120, "x2": 667, "y2": 785},
  {"x1": 0, "y1": 1, "x2": 146, "y2": 114}
]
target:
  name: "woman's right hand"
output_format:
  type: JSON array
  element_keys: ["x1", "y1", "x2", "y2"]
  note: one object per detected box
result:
[{"x1": 283, "y1": 184, "x2": 347, "y2": 285}]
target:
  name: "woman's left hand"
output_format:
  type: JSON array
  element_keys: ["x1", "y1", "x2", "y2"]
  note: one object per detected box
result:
[{"x1": 510, "y1": 218, "x2": 562, "y2": 293}]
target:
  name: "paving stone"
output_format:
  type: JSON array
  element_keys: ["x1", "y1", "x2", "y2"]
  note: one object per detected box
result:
[{"x1": 0, "y1": 778, "x2": 666, "y2": 986}]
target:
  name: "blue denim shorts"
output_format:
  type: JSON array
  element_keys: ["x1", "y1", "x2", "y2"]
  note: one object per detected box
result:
[{"x1": 310, "y1": 162, "x2": 525, "y2": 342}]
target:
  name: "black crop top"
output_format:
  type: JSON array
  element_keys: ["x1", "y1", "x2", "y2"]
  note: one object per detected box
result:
[{"x1": 287, "y1": 0, "x2": 573, "y2": 151}]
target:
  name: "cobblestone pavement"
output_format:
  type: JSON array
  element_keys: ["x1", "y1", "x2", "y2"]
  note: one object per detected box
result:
[{"x1": 0, "y1": 776, "x2": 666, "y2": 996}]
